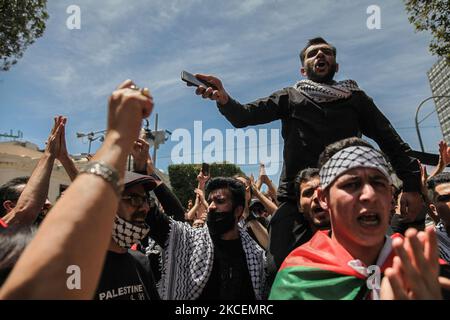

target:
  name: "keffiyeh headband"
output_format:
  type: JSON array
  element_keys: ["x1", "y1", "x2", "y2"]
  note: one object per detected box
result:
[{"x1": 319, "y1": 146, "x2": 392, "y2": 190}]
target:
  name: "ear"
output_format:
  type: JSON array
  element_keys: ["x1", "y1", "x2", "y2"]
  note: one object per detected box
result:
[
  {"x1": 300, "y1": 67, "x2": 307, "y2": 77},
  {"x1": 234, "y1": 205, "x2": 244, "y2": 220},
  {"x1": 3, "y1": 200, "x2": 16, "y2": 212},
  {"x1": 429, "y1": 203, "x2": 439, "y2": 218},
  {"x1": 116, "y1": 201, "x2": 127, "y2": 218},
  {"x1": 317, "y1": 188, "x2": 329, "y2": 210},
  {"x1": 335, "y1": 63, "x2": 339, "y2": 73}
]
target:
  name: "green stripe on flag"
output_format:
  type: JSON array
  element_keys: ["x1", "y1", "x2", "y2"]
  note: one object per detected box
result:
[{"x1": 269, "y1": 266, "x2": 366, "y2": 300}]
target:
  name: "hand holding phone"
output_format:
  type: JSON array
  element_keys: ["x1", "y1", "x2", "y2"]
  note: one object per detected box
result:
[
  {"x1": 181, "y1": 70, "x2": 216, "y2": 89},
  {"x1": 182, "y1": 71, "x2": 229, "y2": 105},
  {"x1": 201, "y1": 162, "x2": 210, "y2": 176}
]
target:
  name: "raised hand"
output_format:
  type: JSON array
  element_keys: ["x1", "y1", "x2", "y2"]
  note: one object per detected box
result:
[
  {"x1": 131, "y1": 138, "x2": 150, "y2": 172},
  {"x1": 107, "y1": 79, "x2": 154, "y2": 154},
  {"x1": 438, "y1": 140, "x2": 450, "y2": 168},
  {"x1": 45, "y1": 116, "x2": 64, "y2": 158},
  {"x1": 197, "y1": 169, "x2": 210, "y2": 188},
  {"x1": 381, "y1": 228, "x2": 442, "y2": 300}
]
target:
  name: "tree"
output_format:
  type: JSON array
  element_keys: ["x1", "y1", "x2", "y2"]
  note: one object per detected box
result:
[
  {"x1": 168, "y1": 163, "x2": 244, "y2": 208},
  {"x1": 404, "y1": 0, "x2": 450, "y2": 61},
  {"x1": 0, "y1": 0, "x2": 49, "y2": 71}
]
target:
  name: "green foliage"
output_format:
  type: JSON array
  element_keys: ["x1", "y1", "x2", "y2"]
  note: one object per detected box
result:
[
  {"x1": 168, "y1": 162, "x2": 244, "y2": 207},
  {"x1": 0, "y1": 0, "x2": 49, "y2": 71},
  {"x1": 404, "y1": 0, "x2": 450, "y2": 61}
]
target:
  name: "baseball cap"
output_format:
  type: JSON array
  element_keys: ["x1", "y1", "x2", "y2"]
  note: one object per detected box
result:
[{"x1": 123, "y1": 171, "x2": 157, "y2": 192}]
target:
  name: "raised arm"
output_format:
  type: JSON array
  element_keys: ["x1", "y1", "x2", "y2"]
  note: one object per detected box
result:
[
  {"x1": 250, "y1": 181, "x2": 278, "y2": 216},
  {"x1": 185, "y1": 193, "x2": 200, "y2": 222},
  {"x1": 259, "y1": 164, "x2": 279, "y2": 206},
  {"x1": 428, "y1": 140, "x2": 450, "y2": 180},
  {"x1": 130, "y1": 135, "x2": 185, "y2": 221},
  {"x1": 358, "y1": 92, "x2": 422, "y2": 221},
  {"x1": 0, "y1": 80, "x2": 153, "y2": 299},
  {"x1": 2, "y1": 117, "x2": 65, "y2": 227}
]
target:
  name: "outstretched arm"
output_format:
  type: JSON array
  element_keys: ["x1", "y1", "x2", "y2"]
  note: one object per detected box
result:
[{"x1": 192, "y1": 73, "x2": 289, "y2": 128}]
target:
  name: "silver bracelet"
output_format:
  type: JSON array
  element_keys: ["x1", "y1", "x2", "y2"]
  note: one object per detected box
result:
[{"x1": 79, "y1": 161, "x2": 123, "y2": 196}]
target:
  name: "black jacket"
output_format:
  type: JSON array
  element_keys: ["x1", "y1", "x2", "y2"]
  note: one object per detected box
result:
[{"x1": 217, "y1": 87, "x2": 421, "y2": 201}]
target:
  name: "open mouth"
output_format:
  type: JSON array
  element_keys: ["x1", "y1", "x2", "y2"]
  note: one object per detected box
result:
[
  {"x1": 357, "y1": 213, "x2": 381, "y2": 227},
  {"x1": 311, "y1": 206, "x2": 328, "y2": 219},
  {"x1": 315, "y1": 60, "x2": 327, "y2": 71}
]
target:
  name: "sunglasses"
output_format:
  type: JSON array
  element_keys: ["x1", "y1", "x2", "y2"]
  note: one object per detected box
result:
[
  {"x1": 436, "y1": 194, "x2": 450, "y2": 203},
  {"x1": 121, "y1": 194, "x2": 152, "y2": 207},
  {"x1": 306, "y1": 47, "x2": 334, "y2": 58}
]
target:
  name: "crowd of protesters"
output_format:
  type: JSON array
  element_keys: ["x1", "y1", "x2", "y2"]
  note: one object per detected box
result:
[{"x1": 1, "y1": 37, "x2": 450, "y2": 300}]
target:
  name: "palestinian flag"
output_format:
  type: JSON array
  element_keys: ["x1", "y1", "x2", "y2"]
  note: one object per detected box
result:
[{"x1": 269, "y1": 231, "x2": 398, "y2": 300}]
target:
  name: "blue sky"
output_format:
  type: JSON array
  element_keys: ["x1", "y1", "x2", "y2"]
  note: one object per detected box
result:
[{"x1": 0, "y1": 0, "x2": 445, "y2": 183}]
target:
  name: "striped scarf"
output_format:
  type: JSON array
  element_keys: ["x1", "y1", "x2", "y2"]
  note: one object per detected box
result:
[
  {"x1": 158, "y1": 219, "x2": 266, "y2": 300},
  {"x1": 436, "y1": 221, "x2": 450, "y2": 264},
  {"x1": 294, "y1": 79, "x2": 362, "y2": 103}
]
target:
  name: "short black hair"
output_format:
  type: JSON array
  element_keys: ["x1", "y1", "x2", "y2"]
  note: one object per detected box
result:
[
  {"x1": 0, "y1": 226, "x2": 36, "y2": 287},
  {"x1": 317, "y1": 137, "x2": 375, "y2": 168},
  {"x1": 427, "y1": 172, "x2": 450, "y2": 200},
  {"x1": 300, "y1": 37, "x2": 337, "y2": 66},
  {"x1": 206, "y1": 177, "x2": 246, "y2": 209},
  {"x1": 0, "y1": 177, "x2": 30, "y2": 217},
  {"x1": 294, "y1": 168, "x2": 319, "y2": 201}
]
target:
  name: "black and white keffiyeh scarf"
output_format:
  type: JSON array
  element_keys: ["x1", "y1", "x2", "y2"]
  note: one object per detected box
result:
[
  {"x1": 112, "y1": 215, "x2": 150, "y2": 249},
  {"x1": 294, "y1": 79, "x2": 362, "y2": 103},
  {"x1": 436, "y1": 221, "x2": 450, "y2": 264},
  {"x1": 158, "y1": 219, "x2": 266, "y2": 300}
]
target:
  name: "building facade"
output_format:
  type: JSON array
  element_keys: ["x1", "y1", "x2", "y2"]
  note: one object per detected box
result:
[{"x1": 427, "y1": 58, "x2": 450, "y2": 143}]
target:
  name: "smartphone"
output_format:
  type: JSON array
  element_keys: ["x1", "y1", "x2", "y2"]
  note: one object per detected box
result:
[
  {"x1": 202, "y1": 162, "x2": 210, "y2": 176},
  {"x1": 181, "y1": 70, "x2": 216, "y2": 89}
]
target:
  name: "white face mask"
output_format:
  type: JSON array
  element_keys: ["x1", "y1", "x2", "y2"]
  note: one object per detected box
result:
[{"x1": 111, "y1": 215, "x2": 150, "y2": 249}]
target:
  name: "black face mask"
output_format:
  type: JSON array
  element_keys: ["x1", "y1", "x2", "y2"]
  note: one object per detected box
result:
[{"x1": 207, "y1": 210, "x2": 236, "y2": 237}]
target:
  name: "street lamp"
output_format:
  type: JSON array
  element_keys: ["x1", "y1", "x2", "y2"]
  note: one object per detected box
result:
[{"x1": 415, "y1": 95, "x2": 450, "y2": 152}]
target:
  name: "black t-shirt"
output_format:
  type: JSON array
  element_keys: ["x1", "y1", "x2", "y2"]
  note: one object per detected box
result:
[
  {"x1": 95, "y1": 250, "x2": 159, "y2": 300},
  {"x1": 198, "y1": 238, "x2": 255, "y2": 300}
]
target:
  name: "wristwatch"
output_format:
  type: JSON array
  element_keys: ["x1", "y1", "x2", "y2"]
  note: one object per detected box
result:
[{"x1": 79, "y1": 161, "x2": 123, "y2": 196}]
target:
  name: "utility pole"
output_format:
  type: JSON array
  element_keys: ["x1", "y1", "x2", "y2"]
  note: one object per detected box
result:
[
  {"x1": 153, "y1": 113, "x2": 158, "y2": 166},
  {"x1": 0, "y1": 129, "x2": 23, "y2": 140}
]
